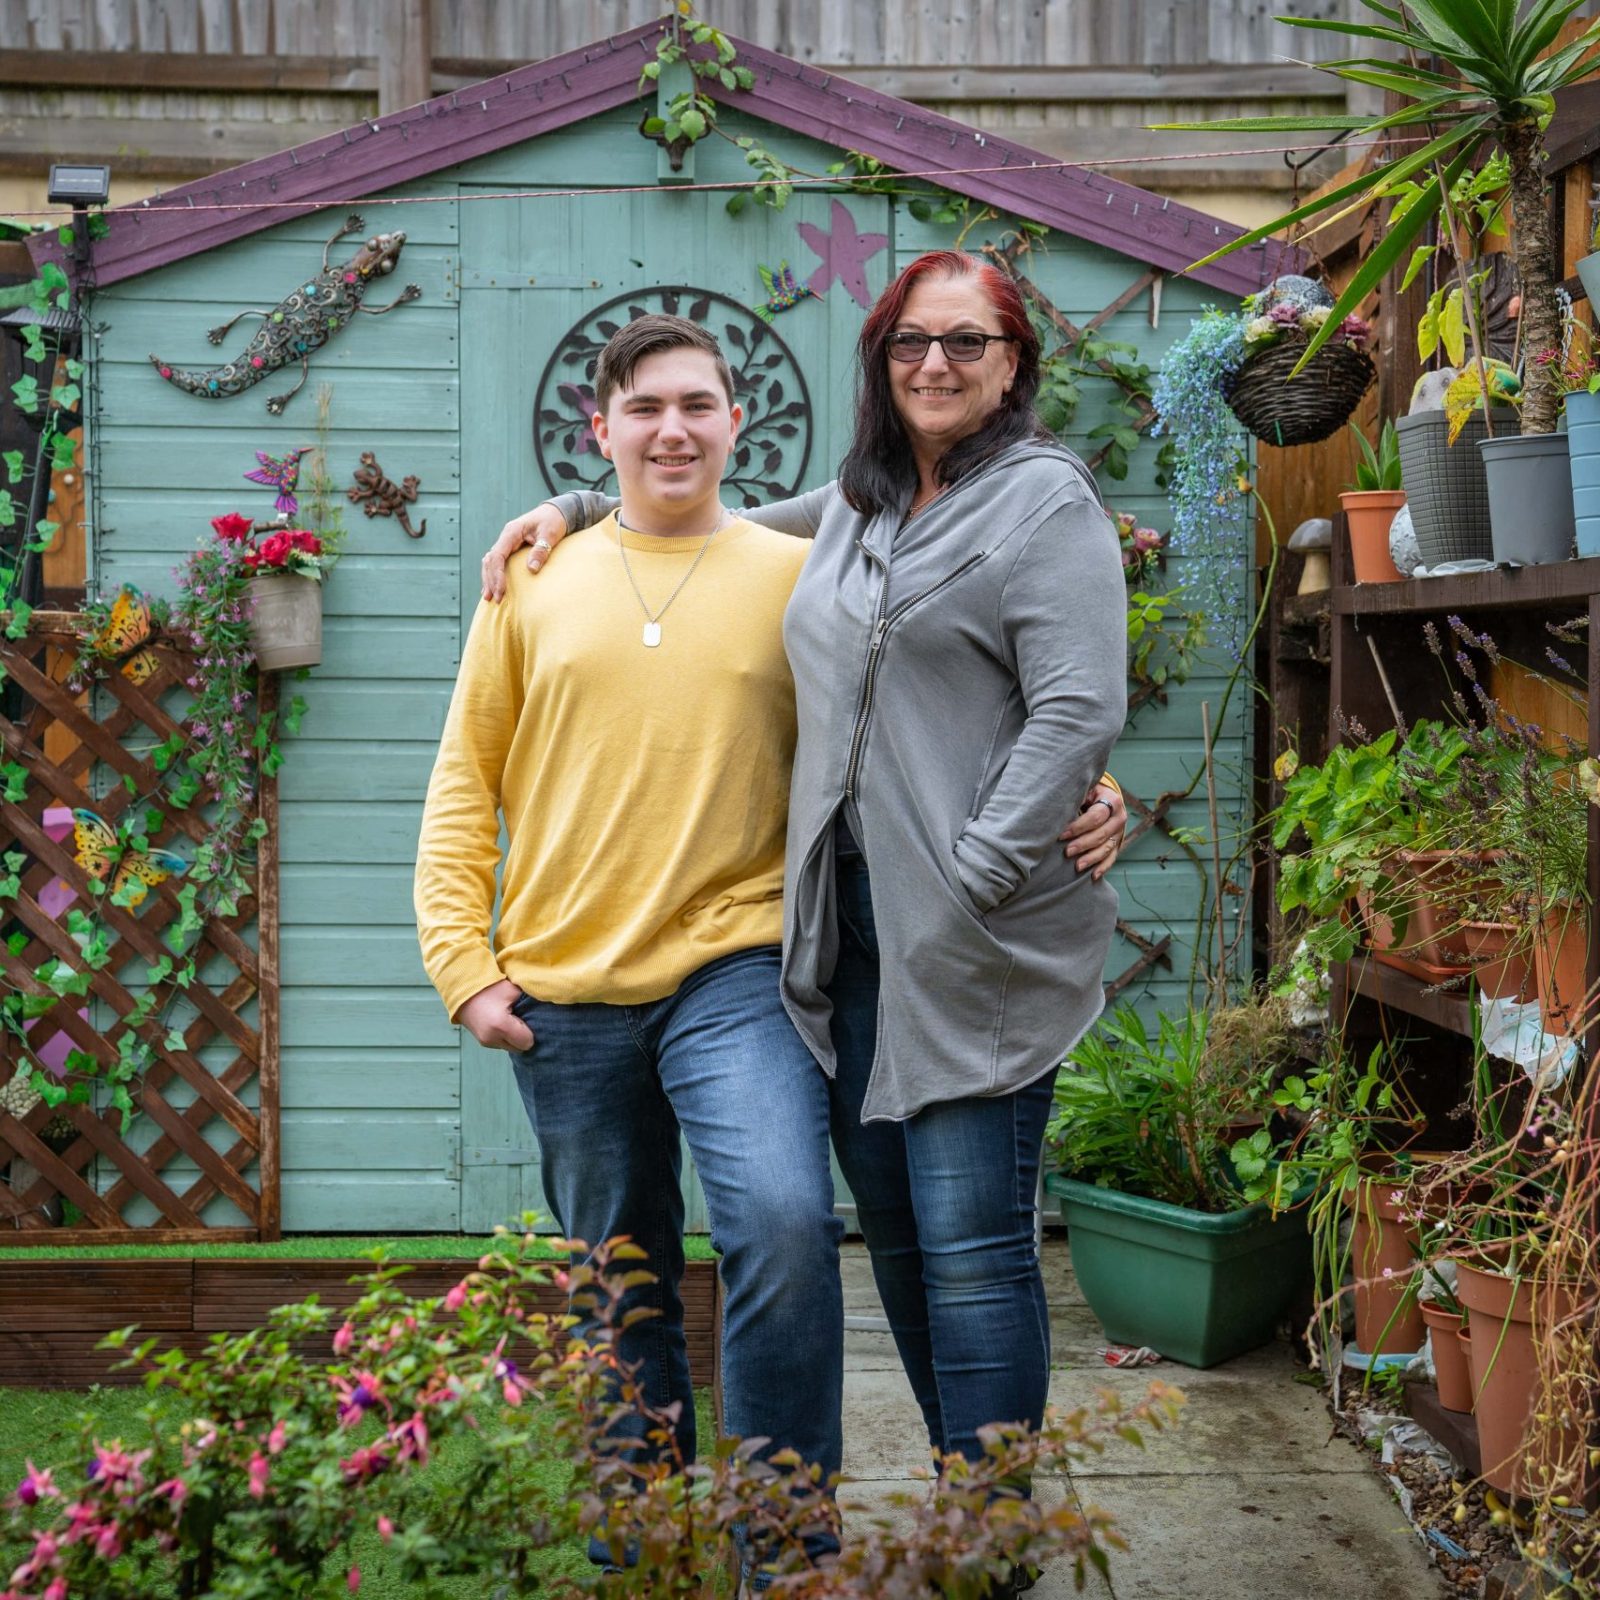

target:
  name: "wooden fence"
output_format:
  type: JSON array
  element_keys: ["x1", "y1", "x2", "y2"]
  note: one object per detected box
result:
[{"x1": 0, "y1": 614, "x2": 278, "y2": 1242}]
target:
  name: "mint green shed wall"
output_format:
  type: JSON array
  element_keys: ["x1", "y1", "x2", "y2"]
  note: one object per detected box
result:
[{"x1": 85, "y1": 102, "x2": 1248, "y2": 1233}]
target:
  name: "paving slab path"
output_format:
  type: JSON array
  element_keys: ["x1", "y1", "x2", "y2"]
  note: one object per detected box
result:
[{"x1": 836, "y1": 1239, "x2": 1449, "y2": 1600}]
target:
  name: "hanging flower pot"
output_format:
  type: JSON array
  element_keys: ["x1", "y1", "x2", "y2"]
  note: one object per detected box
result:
[
  {"x1": 249, "y1": 572, "x2": 323, "y2": 671},
  {"x1": 1222, "y1": 338, "x2": 1375, "y2": 448}
]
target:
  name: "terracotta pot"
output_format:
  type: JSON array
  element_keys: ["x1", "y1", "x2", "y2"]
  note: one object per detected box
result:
[
  {"x1": 1341, "y1": 490, "x2": 1407, "y2": 583},
  {"x1": 249, "y1": 571, "x2": 323, "y2": 671},
  {"x1": 1457, "y1": 1322, "x2": 1476, "y2": 1408},
  {"x1": 1353, "y1": 885, "x2": 1399, "y2": 952},
  {"x1": 1397, "y1": 848, "x2": 1500, "y2": 969},
  {"x1": 1454, "y1": 1259, "x2": 1588, "y2": 1498},
  {"x1": 1347, "y1": 1179, "x2": 1424, "y2": 1356},
  {"x1": 1461, "y1": 921, "x2": 1536, "y2": 1003},
  {"x1": 1534, "y1": 902, "x2": 1589, "y2": 1038},
  {"x1": 1422, "y1": 1300, "x2": 1472, "y2": 1413}
]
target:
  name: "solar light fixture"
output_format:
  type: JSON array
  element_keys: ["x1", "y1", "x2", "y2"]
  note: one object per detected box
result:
[{"x1": 47, "y1": 165, "x2": 111, "y2": 208}]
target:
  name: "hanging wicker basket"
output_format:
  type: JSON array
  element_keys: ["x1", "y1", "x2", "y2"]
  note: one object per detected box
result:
[{"x1": 1221, "y1": 338, "x2": 1375, "y2": 448}]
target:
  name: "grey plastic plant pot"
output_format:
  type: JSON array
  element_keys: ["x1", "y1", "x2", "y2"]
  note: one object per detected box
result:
[
  {"x1": 1396, "y1": 409, "x2": 1519, "y2": 566},
  {"x1": 1567, "y1": 388, "x2": 1600, "y2": 558},
  {"x1": 1047, "y1": 1174, "x2": 1311, "y2": 1369},
  {"x1": 1481, "y1": 433, "x2": 1576, "y2": 565}
]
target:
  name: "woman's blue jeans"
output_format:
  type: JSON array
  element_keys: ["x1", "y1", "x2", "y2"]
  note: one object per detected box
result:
[
  {"x1": 508, "y1": 945, "x2": 843, "y2": 1564},
  {"x1": 826, "y1": 855, "x2": 1058, "y2": 1465}
]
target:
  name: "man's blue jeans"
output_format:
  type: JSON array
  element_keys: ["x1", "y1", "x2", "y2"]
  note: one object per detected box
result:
[
  {"x1": 826, "y1": 856, "x2": 1058, "y2": 1467},
  {"x1": 507, "y1": 945, "x2": 844, "y2": 1512}
]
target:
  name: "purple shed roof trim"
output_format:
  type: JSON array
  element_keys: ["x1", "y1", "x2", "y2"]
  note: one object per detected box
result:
[{"x1": 32, "y1": 19, "x2": 1288, "y2": 295}]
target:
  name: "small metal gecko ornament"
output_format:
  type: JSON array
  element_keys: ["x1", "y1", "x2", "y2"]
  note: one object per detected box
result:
[
  {"x1": 148, "y1": 214, "x2": 421, "y2": 415},
  {"x1": 348, "y1": 451, "x2": 426, "y2": 538}
]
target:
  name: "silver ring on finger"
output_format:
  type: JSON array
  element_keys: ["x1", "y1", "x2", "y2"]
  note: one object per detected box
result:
[{"x1": 532, "y1": 539, "x2": 552, "y2": 559}]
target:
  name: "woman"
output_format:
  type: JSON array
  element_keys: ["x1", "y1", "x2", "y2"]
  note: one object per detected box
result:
[{"x1": 484, "y1": 251, "x2": 1127, "y2": 1543}]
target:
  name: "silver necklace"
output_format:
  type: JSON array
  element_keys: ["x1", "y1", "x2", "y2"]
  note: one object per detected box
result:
[{"x1": 615, "y1": 509, "x2": 726, "y2": 648}]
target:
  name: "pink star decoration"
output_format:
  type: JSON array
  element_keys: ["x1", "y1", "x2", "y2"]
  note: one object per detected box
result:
[{"x1": 797, "y1": 200, "x2": 889, "y2": 308}]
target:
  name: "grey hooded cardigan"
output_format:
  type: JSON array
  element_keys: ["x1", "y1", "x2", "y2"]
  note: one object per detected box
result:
[{"x1": 554, "y1": 440, "x2": 1127, "y2": 1122}]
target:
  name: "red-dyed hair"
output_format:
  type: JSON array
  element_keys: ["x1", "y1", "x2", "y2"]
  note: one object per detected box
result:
[{"x1": 837, "y1": 251, "x2": 1047, "y2": 515}]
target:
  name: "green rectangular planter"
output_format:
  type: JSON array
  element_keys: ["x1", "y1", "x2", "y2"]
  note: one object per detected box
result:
[{"x1": 1046, "y1": 1173, "x2": 1311, "y2": 1368}]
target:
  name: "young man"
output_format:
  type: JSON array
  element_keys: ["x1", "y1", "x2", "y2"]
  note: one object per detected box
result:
[{"x1": 414, "y1": 317, "x2": 843, "y2": 1554}]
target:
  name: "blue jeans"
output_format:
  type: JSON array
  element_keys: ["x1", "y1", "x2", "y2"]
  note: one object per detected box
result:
[
  {"x1": 827, "y1": 856, "x2": 1058, "y2": 1466},
  {"x1": 507, "y1": 946, "x2": 843, "y2": 1560}
]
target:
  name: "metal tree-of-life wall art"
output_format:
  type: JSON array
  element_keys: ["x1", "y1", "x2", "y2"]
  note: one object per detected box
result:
[
  {"x1": 148, "y1": 214, "x2": 421, "y2": 415},
  {"x1": 532, "y1": 287, "x2": 812, "y2": 506}
]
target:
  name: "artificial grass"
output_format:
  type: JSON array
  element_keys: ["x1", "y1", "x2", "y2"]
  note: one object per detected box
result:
[
  {"x1": 0, "y1": 1386, "x2": 721, "y2": 1597},
  {"x1": 0, "y1": 1233, "x2": 721, "y2": 1262}
]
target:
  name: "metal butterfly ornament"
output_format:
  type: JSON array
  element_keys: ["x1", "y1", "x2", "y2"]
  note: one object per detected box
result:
[
  {"x1": 72, "y1": 809, "x2": 189, "y2": 910},
  {"x1": 84, "y1": 586, "x2": 161, "y2": 687}
]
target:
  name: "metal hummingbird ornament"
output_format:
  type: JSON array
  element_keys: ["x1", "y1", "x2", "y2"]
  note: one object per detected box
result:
[{"x1": 243, "y1": 447, "x2": 310, "y2": 516}]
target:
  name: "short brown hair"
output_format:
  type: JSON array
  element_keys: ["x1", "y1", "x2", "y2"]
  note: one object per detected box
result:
[{"x1": 592, "y1": 314, "x2": 735, "y2": 413}]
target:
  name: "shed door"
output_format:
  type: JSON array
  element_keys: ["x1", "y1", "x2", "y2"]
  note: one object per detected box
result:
[{"x1": 457, "y1": 184, "x2": 888, "y2": 1233}]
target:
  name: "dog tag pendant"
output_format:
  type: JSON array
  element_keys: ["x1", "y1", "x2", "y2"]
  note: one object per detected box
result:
[{"x1": 642, "y1": 622, "x2": 662, "y2": 648}]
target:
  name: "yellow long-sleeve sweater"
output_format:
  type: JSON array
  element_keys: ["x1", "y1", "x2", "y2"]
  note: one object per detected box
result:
[{"x1": 415, "y1": 514, "x2": 808, "y2": 1018}]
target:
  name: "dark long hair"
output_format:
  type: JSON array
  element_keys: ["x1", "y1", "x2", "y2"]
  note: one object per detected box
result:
[{"x1": 837, "y1": 251, "x2": 1049, "y2": 515}]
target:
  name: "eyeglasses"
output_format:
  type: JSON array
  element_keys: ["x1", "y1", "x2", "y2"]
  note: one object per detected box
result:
[{"x1": 885, "y1": 330, "x2": 1016, "y2": 363}]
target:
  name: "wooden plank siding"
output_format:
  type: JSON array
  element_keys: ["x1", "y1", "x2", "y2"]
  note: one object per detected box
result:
[
  {"x1": 78, "y1": 98, "x2": 1245, "y2": 1233},
  {"x1": 88, "y1": 182, "x2": 464, "y2": 1232},
  {"x1": 0, "y1": 1, "x2": 1380, "y2": 65}
]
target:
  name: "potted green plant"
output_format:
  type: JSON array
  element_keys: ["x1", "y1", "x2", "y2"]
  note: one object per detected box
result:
[
  {"x1": 1271, "y1": 719, "x2": 1473, "y2": 970},
  {"x1": 1440, "y1": 1054, "x2": 1591, "y2": 1501},
  {"x1": 1341, "y1": 419, "x2": 1406, "y2": 583},
  {"x1": 1044, "y1": 998, "x2": 1312, "y2": 1368}
]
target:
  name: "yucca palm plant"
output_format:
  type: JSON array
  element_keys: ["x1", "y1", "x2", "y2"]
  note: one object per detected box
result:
[{"x1": 1158, "y1": 1, "x2": 1600, "y2": 435}]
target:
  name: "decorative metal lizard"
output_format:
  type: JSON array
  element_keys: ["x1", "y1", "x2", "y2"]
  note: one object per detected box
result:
[
  {"x1": 148, "y1": 214, "x2": 421, "y2": 415},
  {"x1": 348, "y1": 451, "x2": 427, "y2": 538}
]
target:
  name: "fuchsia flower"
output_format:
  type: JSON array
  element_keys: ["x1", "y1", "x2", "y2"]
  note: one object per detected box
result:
[
  {"x1": 390, "y1": 1413, "x2": 429, "y2": 1467},
  {"x1": 247, "y1": 1454, "x2": 270, "y2": 1499},
  {"x1": 266, "y1": 1421, "x2": 287, "y2": 1456},
  {"x1": 494, "y1": 1356, "x2": 525, "y2": 1407},
  {"x1": 332, "y1": 1321, "x2": 355, "y2": 1355},
  {"x1": 14, "y1": 1462, "x2": 56, "y2": 1507},
  {"x1": 444, "y1": 1281, "x2": 468, "y2": 1312},
  {"x1": 377, "y1": 1515, "x2": 395, "y2": 1543},
  {"x1": 348, "y1": 1566, "x2": 362, "y2": 1594},
  {"x1": 340, "y1": 1445, "x2": 390, "y2": 1484}
]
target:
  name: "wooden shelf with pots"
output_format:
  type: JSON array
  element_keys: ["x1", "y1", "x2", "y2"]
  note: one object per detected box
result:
[{"x1": 1324, "y1": 522, "x2": 1600, "y2": 1065}]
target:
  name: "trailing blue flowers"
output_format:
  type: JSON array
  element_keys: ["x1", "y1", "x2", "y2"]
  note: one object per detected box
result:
[{"x1": 1151, "y1": 309, "x2": 1251, "y2": 655}]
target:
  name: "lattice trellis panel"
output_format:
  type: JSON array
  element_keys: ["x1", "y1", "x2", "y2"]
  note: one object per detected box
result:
[{"x1": 0, "y1": 614, "x2": 278, "y2": 1242}]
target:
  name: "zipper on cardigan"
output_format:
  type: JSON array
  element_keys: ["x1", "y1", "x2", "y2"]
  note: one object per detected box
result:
[{"x1": 843, "y1": 552, "x2": 986, "y2": 801}]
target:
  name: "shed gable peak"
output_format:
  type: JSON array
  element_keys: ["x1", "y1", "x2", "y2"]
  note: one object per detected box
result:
[{"x1": 32, "y1": 19, "x2": 1275, "y2": 295}]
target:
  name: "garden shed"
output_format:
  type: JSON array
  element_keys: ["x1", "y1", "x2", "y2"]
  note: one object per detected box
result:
[{"x1": 13, "y1": 18, "x2": 1274, "y2": 1239}]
